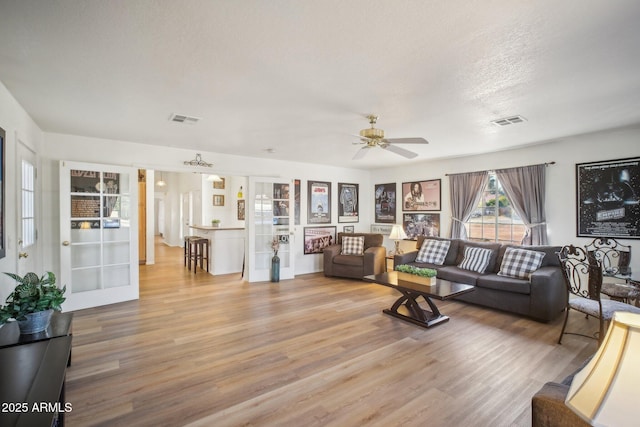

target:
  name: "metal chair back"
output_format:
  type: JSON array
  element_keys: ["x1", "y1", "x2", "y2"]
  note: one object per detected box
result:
[{"x1": 585, "y1": 237, "x2": 631, "y2": 276}]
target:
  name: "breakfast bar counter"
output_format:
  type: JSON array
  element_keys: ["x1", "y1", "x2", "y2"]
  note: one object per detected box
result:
[{"x1": 188, "y1": 226, "x2": 245, "y2": 275}]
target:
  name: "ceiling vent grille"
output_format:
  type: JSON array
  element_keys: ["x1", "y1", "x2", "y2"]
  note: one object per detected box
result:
[
  {"x1": 491, "y1": 115, "x2": 527, "y2": 127},
  {"x1": 169, "y1": 113, "x2": 200, "y2": 124}
]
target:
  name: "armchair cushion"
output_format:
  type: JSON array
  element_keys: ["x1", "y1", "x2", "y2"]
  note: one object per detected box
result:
[{"x1": 341, "y1": 236, "x2": 365, "y2": 255}]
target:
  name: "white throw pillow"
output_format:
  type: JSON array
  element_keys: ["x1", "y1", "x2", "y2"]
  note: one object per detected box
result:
[
  {"x1": 458, "y1": 246, "x2": 493, "y2": 273},
  {"x1": 415, "y1": 239, "x2": 450, "y2": 265},
  {"x1": 498, "y1": 247, "x2": 546, "y2": 279},
  {"x1": 342, "y1": 236, "x2": 365, "y2": 255}
]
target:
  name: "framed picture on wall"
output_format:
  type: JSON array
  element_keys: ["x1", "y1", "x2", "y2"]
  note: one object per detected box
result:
[
  {"x1": 402, "y1": 179, "x2": 441, "y2": 211},
  {"x1": 403, "y1": 213, "x2": 440, "y2": 240},
  {"x1": 212, "y1": 177, "x2": 225, "y2": 189},
  {"x1": 374, "y1": 183, "x2": 396, "y2": 223},
  {"x1": 237, "y1": 200, "x2": 245, "y2": 220},
  {"x1": 213, "y1": 195, "x2": 225, "y2": 206},
  {"x1": 343, "y1": 225, "x2": 354, "y2": 233},
  {"x1": 338, "y1": 182, "x2": 359, "y2": 223},
  {"x1": 303, "y1": 226, "x2": 336, "y2": 254},
  {"x1": 308, "y1": 180, "x2": 331, "y2": 224},
  {"x1": 576, "y1": 156, "x2": 640, "y2": 238},
  {"x1": 294, "y1": 179, "x2": 301, "y2": 225}
]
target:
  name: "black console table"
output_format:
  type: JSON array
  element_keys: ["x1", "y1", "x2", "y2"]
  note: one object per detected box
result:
[
  {"x1": 0, "y1": 312, "x2": 73, "y2": 350},
  {"x1": 0, "y1": 336, "x2": 72, "y2": 427}
]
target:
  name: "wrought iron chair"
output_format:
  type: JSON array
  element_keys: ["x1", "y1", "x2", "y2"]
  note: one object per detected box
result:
[
  {"x1": 585, "y1": 237, "x2": 638, "y2": 304},
  {"x1": 557, "y1": 245, "x2": 640, "y2": 345}
]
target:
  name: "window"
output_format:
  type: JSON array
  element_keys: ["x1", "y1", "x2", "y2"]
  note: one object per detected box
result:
[
  {"x1": 21, "y1": 159, "x2": 36, "y2": 247},
  {"x1": 467, "y1": 173, "x2": 526, "y2": 244}
]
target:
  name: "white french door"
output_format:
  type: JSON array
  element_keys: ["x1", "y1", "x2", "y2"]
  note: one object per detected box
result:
[
  {"x1": 16, "y1": 140, "x2": 39, "y2": 276},
  {"x1": 247, "y1": 177, "x2": 295, "y2": 282},
  {"x1": 59, "y1": 160, "x2": 139, "y2": 311}
]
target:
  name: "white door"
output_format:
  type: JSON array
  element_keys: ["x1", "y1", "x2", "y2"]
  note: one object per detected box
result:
[
  {"x1": 16, "y1": 139, "x2": 39, "y2": 275},
  {"x1": 59, "y1": 160, "x2": 139, "y2": 311},
  {"x1": 247, "y1": 177, "x2": 294, "y2": 282}
]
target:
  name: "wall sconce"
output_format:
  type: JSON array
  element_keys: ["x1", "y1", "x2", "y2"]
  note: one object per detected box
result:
[{"x1": 237, "y1": 186, "x2": 243, "y2": 199}]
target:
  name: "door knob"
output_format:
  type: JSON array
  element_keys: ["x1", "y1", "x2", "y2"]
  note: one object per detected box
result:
[
  {"x1": 62, "y1": 241, "x2": 70, "y2": 246},
  {"x1": 18, "y1": 252, "x2": 28, "y2": 259}
]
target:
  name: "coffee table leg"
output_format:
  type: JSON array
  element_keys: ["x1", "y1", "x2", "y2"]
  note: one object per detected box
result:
[{"x1": 384, "y1": 291, "x2": 449, "y2": 328}]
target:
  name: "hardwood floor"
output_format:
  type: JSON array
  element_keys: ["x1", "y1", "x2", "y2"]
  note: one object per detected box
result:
[{"x1": 65, "y1": 241, "x2": 596, "y2": 426}]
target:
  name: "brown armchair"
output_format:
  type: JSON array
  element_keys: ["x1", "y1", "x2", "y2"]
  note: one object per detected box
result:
[{"x1": 323, "y1": 233, "x2": 386, "y2": 279}]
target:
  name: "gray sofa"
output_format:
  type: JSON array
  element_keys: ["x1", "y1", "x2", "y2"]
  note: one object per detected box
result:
[
  {"x1": 323, "y1": 233, "x2": 387, "y2": 279},
  {"x1": 393, "y1": 236, "x2": 566, "y2": 322}
]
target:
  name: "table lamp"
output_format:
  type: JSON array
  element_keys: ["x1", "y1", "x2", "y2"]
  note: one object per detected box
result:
[
  {"x1": 389, "y1": 225, "x2": 408, "y2": 255},
  {"x1": 565, "y1": 311, "x2": 640, "y2": 426}
]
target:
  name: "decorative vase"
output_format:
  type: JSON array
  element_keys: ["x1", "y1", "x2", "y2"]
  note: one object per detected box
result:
[
  {"x1": 17, "y1": 309, "x2": 54, "y2": 334},
  {"x1": 271, "y1": 254, "x2": 280, "y2": 282}
]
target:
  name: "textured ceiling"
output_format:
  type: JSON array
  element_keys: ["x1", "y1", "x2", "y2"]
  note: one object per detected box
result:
[{"x1": 1, "y1": 0, "x2": 639, "y2": 169}]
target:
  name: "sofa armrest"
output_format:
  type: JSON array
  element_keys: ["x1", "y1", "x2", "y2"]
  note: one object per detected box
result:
[
  {"x1": 532, "y1": 382, "x2": 588, "y2": 427},
  {"x1": 323, "y1": 244, "x2": 342, "y2": 276},
  {"x1": 364, "y1": 246, "x2": 387, "y2": 276},
  {"x1": 394, "y1": 251, "x2": 418, "y2": 267},
  {"x1": 529, "y1": 266, "x2": 567, "y2": 322}
]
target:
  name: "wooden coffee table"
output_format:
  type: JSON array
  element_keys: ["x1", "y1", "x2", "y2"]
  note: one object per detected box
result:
[{"x1": 364, "y1": 272, "x2": 474, "y2": 328}]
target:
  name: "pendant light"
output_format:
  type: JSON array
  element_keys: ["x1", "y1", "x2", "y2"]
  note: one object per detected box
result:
[{"x1": 157, "y1": 171, "x2": 166, "y2": 187}]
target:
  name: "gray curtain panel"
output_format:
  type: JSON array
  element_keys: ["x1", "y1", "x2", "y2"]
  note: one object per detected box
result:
[
  {"x1": 495, "y1": 163, "x2": 548, "y2": 245},
  {"x1": 448, "y1": 171, "x2": 489, "y2": 239}
]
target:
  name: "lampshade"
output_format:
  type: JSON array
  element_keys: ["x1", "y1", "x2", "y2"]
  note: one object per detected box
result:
[
  {"x1": 565, "y1": 311, "x2": 640, "y2": 426},
  {"x1": 389, "y1": 224, "x2": 408, "y2": 240}
]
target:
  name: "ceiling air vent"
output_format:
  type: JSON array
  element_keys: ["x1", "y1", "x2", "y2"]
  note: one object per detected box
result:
[
  {"x1": 491, "y1": 115, "x2": 527, "y2": 127},
  {"x1": 169, "y1": 113, "x2": 200, "y2": 124}
]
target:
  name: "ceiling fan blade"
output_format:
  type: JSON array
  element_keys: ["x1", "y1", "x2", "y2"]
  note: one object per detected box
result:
[
  {"x1": 380, "y1": 143, "x2": 418, "y2": 159},
  {"x1": 383, "y1": 137, "x2": 428, "y2": 144},
  {"x1": 352, "y1": 146, "x2": 372, "y2": 160}
]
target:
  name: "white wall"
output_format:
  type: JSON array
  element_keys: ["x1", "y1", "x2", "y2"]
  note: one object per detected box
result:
[
  {"x1": 40, "y1": 132, "x2": 373, "y2": 275},
  {"x1": 373, "y1": 124, "x2": 640, "y2": 274}
]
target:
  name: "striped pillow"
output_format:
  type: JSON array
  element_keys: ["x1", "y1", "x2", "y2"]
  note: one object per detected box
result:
[
  {"x1": 415, "y1": 239, "x2": 450, "y2": 265},
  {"x1": 342, "y1": 236, "x2": 365, "y2": 255},
  {"x1": 498, "y1": 247, "x2": 546, "y2": 279},
  {"x1": 458, "y1": 246, "x2": 493, "y2": 273}
]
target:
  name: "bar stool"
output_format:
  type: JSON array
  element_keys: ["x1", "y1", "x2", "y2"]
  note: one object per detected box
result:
[
  {"x1": 187, "y1": 236, "x2": 209, "y2": 273},
  {"x1": 183, "y1": 235, "x2": 197, "y2": 267}
]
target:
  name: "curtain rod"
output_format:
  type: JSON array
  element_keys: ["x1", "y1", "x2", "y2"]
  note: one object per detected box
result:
[{"x1": 444, "y1": 161, "x2": 555, "y2": 176}]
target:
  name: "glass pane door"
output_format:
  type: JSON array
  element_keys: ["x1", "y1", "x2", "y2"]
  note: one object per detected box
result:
[{"x1": 60, "y1": 161, "x2": 139, "y2": 311}]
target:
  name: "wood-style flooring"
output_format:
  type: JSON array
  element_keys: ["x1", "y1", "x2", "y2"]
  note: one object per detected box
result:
[{"x1": 65, "y1": 240, "x2": 597, "y2": 426}]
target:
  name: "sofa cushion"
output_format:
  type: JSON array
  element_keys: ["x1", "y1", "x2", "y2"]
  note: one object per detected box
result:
[
  {"x1": 415, "y1": 239, "x2": 450, "y2": 265},
  {"x1": 332, "y1": 254, "x2": 364, "y2": 266},
  {"x1": 437, "y1": 265, "x2": 483, "y2": 285},
  {"x1": 342, "y1": 236, "x2": 365, "y2": 255},
  {"x1": 497, "y1": 244, "x2": 562, "y2": 268},
  {"x1": 415, "y1": 236, "x2": 460, "y2": 265},
  {"x1": 458, "y1": 246, "x2": 493, "y2": 273},
  {"x1": 456, "y1": 241, "x2": 502, "y2": 272},
  {"x1": 498, "y1": 247, "x2": 546, "y2": 279},
  {"x1": 476, "y1": 274, "x2": 531, "y2": 295},
  {"x1": 337, "y1": 233, "x2": 383, "y2": 250}
]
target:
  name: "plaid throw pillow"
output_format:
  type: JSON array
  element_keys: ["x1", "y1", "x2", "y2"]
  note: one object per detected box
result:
[
  {"x1": 415, "y1": 239, "x2": 450, "y2": 265},
  {"x1": 458, "y1": 246, "x2": 493, "y2": 273},
  {"x1": 498, "y1": 247, "x2": 546, "y2": 279},
  {"x1": 342, "y1": 236, "x2": 365, "y2": 255}
]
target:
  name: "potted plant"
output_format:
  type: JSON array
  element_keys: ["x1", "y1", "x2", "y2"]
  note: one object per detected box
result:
[
  {"x1": 211, "y1": 219, "x2": 221, "y2": 228},
  {"x1": 0, "y1": 272, "x2": 66, "y2": 334},
  {"x1": 395, "y1": 264, "x2": 438, "y2": 286}
]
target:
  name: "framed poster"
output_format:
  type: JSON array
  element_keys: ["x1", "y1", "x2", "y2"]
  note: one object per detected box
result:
[
  {"x1": 304, "y1": 226, "x2": 336, "y2": 254},
  {"x1": 402, "y1": 179, "x2": 441, "y2": 211},
  {"x1": 577, "y1": 157, "x2": 640, "y2": 238},
  {"x1": 338, "y1": 182, "x2": 359, "y2": 223},
  {"x1": 308, "y1": 180, "x2": 331, "y2": 224},
  {"x1": 374, "y1": 183, "x2": 396, "y2": 223},
  {"x1": 403, "y1": 213, "x2": 441, "y2": 240},
  {"x1": 0, "y1": 126, "x2": 5, "y2": 259},
  {"x1": 343, "y1": 225, "x2": 354, "y2": 233}
]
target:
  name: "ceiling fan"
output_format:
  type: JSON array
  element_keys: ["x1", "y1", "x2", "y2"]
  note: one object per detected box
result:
[{"x1": 352, "y1": 114, "x2": 428, "y2": 160}]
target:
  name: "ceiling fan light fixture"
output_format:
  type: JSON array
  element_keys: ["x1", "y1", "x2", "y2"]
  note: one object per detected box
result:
[{"x1": 360, "y1": 127, "x2": 384, "y2": 139}]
